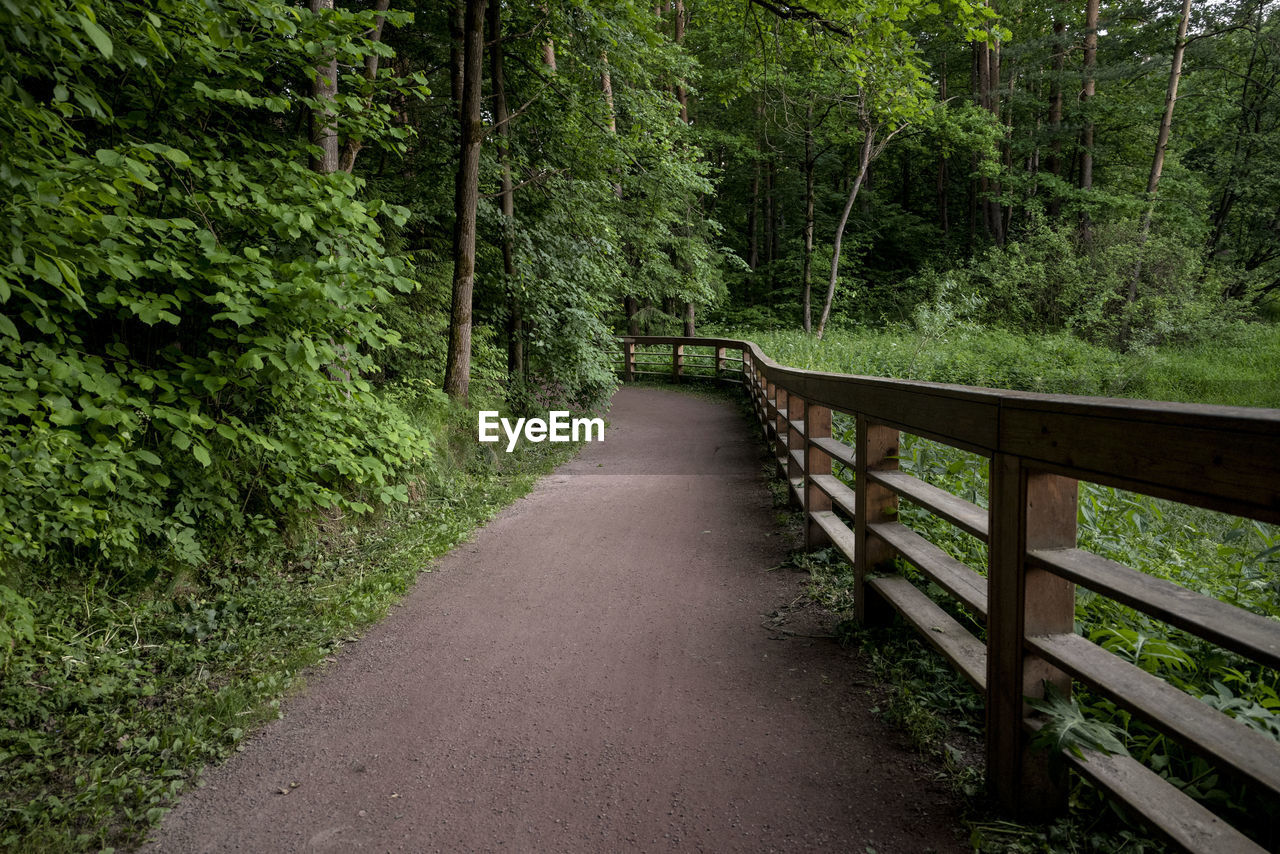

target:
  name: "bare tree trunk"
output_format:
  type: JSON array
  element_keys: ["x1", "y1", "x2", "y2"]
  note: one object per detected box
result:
[
  {"x1": 339, "y1": 0, "x2": 391, "y2": 173},
  {"x1": 802, "y1": 100, "x2": 815, "y2": 332},
  {"x1": 310, "y1": 0, "x2": 340, "y2": 175},
  {"x1": 1128, "y1": 0, "x2": 1192, "y2": 321},
  {"x1": 488, "y1": 0, "x2": 522, "y2": 379},
  {"x1": 817, "y1": 133, "x2": 873, "y2": 339},
  {"x1": 683, "y1": 302, "x2": 695, "y2": 336},
  {"x1": 443, "y1": 0, "x2": 486, "y2": 402},
  {"x1": 1142, "y1": 0, "x2": 1193, "y2": 218},
  {"x1": 814, "y1": 134, "x2": 875, "y2": 338}
]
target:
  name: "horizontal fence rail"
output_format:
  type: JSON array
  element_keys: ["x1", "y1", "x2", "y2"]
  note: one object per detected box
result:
[{"x1": 616, "y1": 335, "x2": 1280, "y2": 854}]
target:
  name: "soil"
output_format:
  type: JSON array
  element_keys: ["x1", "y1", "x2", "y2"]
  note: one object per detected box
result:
[{"x1": 142, "y1": 386, "x2": 968, "y2": 853}]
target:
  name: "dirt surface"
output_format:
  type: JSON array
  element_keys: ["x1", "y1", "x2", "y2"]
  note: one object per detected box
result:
[{"x1": 143, "y1": 386, "x2": 967, "y2": 853}]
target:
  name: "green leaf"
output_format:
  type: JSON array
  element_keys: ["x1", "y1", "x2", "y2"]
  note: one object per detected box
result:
[
  {"x1": 78, "y1": 14, "x2": 114, "y2": 59},
  {"x1": 0, "y1": 313, "x2": 17, "y2": 340},
  {"x1": 192, "y1": 445, "x2": 211, "y2": 467}
]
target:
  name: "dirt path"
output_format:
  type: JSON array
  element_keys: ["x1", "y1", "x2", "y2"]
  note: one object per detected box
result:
[{"x1": 144, "y1": 386, "x2": 966, "y2": 853}]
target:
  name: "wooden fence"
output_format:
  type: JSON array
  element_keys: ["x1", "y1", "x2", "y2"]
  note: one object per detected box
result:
[{"x1": 618, "y1": 335, "x2": 1280, "y2": 854}]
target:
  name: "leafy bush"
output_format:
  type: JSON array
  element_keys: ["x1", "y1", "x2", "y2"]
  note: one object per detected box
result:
[{"x1": 0, "y1": 0, "x2": 430, "y2": 598}]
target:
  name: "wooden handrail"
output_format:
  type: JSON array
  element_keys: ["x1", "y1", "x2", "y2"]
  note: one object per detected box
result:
[{"x1": 618, "y1": 335, "x2": 1280, "y2": 854}]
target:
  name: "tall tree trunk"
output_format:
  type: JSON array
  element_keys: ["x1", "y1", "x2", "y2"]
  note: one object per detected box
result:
[
  {"x1": 443, "y1": 0, "x2": 486, "y2": 402},
  {"x1": 1047, "y1": 10, "x2": 1066, "y2": 218},
  {"x1": 487, "y1": 0, "x2": 522, "y2": 379},
  {"x1": 975, "y1": 38, "x2": 993, "y2": 240},
  {"x1": 449, "y1": 1, "x2": 465, "y2": 111},
  {"x1": 1124, "y1": 0, "x2": 1192, "y2": 344},
  {"x1": 817, "y1": 132, "x2": 873, "y2": 339},
  {"x1": 309, "y1": 0, "x2": 339, "y2": 175},
  {"x1": 748, "y1": 159, "x2": 760, "y2": 270},
  {"x1": 764, "y1": 160, "x2": 776, "y2": 268},
  {"x1": 988, "y1": 36, "x2": 1006, "y2": 247},
  {"x1": 674, "y1": 0, "x2": 689, "y2": 123},
  {"x1": 937, "y1": 53, "x2": 949, "y2": 236},
  {"x1": 1131, "y1": 0, "x2": 1193, "y2": 283},
  {"x1": 339, "y1": 0, "x2": 391, "y2": 174},
  {"x1": 802, "y1": 99, "x2": 815, "y2": 333},
  {"x1": 601, "y1": 53, "x2": 635, "y2": 326},
  {"x1": 1142, "y1": 0, "x2": 1193, "y2": 215},
  {"x1": 674, "y1": 0, "x2": 693, "y2": 333},
  {"x1": 1079, "y1": 0, "x2": 1099, "y2": 237}
]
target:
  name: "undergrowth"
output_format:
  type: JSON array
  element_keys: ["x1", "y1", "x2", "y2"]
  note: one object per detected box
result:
[{"x1": 0, "y1": 402, "x2": 581, "y2": 853}]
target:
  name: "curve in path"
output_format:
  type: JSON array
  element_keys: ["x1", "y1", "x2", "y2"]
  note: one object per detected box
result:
[{"x1": 144, "y1": 386, "x2": 965, "y2": 853}]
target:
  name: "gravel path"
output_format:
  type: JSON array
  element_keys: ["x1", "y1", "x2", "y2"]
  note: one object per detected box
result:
[{"x1": 144, "y1": 386, "x2": 966, "y2": 853}]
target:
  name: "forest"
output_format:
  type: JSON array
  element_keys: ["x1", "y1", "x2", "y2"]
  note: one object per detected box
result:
[{"x1": 1, "y1": 0, "x2": 1278, "y2": 850}]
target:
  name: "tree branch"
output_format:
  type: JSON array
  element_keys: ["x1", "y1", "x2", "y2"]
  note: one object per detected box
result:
[{"x1": 747, "y1": 0, "x2": 854, "y2": 40}]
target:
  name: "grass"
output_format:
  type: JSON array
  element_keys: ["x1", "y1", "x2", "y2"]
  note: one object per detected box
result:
[
  {"x1": 0, "y1": 404, "x2": 582, "y2": 853},
  {"x1": 712, "y1": 321, "x2": 1280, "y2": 408}
]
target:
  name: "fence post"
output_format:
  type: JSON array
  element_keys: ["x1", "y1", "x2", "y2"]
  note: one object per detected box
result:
[
  {"x1": 854, "y1": 417, "x2": 898, "y2": 625},
  {"x1": 716, "y1": 346, "x2": 726, "y2": 377},
  {"x1": 987, "y1": 454, "x2": 1076, "y2": 818},
  {"x1": 787, "y1": 395, "x2": 806, "y2": 509},
  {"x1": 623, "y1": 339, "x2": 635, "y2": 382},
  {"x1": 774, "y1": 386, "x2": 789, "y2": 481},
  {"x1": 805, "y1": 404, "x2": 832, "y2": 549},
  {"x1": 673, "y1": 341, "x2": 684, "y2": 382}
]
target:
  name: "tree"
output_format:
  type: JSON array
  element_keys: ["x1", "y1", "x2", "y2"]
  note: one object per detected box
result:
[{"x1": 443, "y1": 0, "x2": 486, "y2": 402}]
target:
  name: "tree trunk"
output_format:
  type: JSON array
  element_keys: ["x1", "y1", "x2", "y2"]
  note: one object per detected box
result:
[
  {"x1": 674, "y1": 0, "x2": 688, "y2": 123},
  {"x1": 987, "y1": 37, "x2": 1005, "y2": 247},
  {"x1": 625, "y1": 296, "x2": 640, "y2": 335},
  {"x1": 683, "y1": 302, "x2": 695, "y2": 336},
  {"x1": 817, "y1": 130, "x2": 874, "y2": 339},
  {"x1": 309, "y1": 0, "x2": 340, "y2": 175},
  {"x1": 1079, "y1": 0, "x2": 1099, "y2": 239},
  {"x1": 764, "y1": 160, "x2": 776, "y2": 268},
  {"x1": 449, "y1": 1, "x2": 465, "y2": 112},
  {"x1": 748, "y1": 159, "x2": 760, "y2": 270},
  {"x1": 802, "y1": 100, "x2": 815, "y2": 333},
  {"x1": 443, "y1": 0, "x2": 486, "y2": 402},
  {"x1": 937, "y1": 54, "x2": 949, "y2": 236},
  {"x1": 488, "y1": 0, "x2": 522, "y2": 379},
  {"x1": 1124, "y1": 0, "x2": 1192, "y2": 343},
  {"x1": 339, "y1": 0, "x2": 391, "y2": 174},
  {"x1": 1047, "y1": 11, "x2": 1066, "y2": 217},
  {"x1": 541, "y1": 3, "x2": 557, "y2": 70}
]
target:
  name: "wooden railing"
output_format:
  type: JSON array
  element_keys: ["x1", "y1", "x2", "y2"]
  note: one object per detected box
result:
[{"x1": 617, "y1": 335, "x2": 1280, "y2": 854}]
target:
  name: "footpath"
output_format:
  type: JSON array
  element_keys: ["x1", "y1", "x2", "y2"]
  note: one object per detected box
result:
[{"x1": 145, "y1": 386, "x2": 965, "y2": 853}]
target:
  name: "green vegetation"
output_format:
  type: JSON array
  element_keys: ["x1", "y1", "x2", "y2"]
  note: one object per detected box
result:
[{"x1": 1, "y1": 406, "x2": 579, "y2": 852}]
